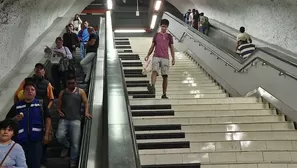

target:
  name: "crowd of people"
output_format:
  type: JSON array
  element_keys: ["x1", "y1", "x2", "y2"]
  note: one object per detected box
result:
[
  {"x1": 184, "y1": 9, "x2": 255, "y2": 58},
  {"x1": 0, "y1": 13, "x2": 99, "y2": 168},
  {"x1": 184, "y1": 9, "x2": 210, "y2": 35}
]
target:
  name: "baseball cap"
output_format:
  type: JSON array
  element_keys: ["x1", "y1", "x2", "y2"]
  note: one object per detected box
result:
[{"x1": 35, "y1": 63, "x2": 45, "y2": 69}]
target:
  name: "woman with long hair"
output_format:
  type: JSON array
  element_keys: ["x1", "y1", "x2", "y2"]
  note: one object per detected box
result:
[{"x1": 72, "y1": 14, "x2": 83, "y2": 34}]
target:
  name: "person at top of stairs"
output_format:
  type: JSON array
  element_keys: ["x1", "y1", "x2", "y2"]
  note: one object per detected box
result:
[{"x1": 145, "y1": 19, "x2": 175, "y2": 99}]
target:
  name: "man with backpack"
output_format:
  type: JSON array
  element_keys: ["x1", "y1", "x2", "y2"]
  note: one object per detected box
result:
[
  {"x1": 145, "y1": 19, "x2": 175, "y2": 99},
  {"x1": 6, "y1": 81, "x2": 52, "y2": 168},
  {"x1": 199, "y1": 13, "x2": 210, "y2": 36}
]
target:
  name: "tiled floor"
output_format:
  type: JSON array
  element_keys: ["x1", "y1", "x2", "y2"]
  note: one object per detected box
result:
[{"x1": 118, "y1": 37, "x2": 297, "y2": 168}]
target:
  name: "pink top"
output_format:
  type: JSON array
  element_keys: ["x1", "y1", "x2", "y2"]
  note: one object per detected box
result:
[{"x1": 153, "y1": 32, "x2": 173, "y2": 59}]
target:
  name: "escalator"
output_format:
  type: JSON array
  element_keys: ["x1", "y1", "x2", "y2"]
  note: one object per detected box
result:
[{"x1": 45, "y1": 49, "x2": 90, "y2": 168}]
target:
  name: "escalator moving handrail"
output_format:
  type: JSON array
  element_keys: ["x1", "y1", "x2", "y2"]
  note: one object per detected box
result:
[
  {"x1": 164, "y1": 12, "x2": 297, "y2": 81},
  {"x1": 78, "y1": 18, "x2": 101, "y2": 168}
]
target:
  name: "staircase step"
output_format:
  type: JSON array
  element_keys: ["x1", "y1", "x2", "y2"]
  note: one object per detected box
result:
[
  {"x1": 142, "y1": 163, "x2": 200, "y2": 168},
  {"x1": 116, "y1": 46, "x2": 131, "y2": 49},
  {"x1": 45, "y1": 158, "x2": 69, "y2": 168},
  {"x1": 134, "y1": 124, "x2": 182, "y2": 131},
  {"x1": 136, "y1": 132, "x2": 185, "y2": 140},
  {"x1": 131, "y1": 104, "x2": 172, "y2": 110},
  {"x1": 125, "y1": 74, "x2": 147, "y2": 77},
  {"x1": 124, "y1": 69, "x2": 143, "y2": 74},
  {"x1": 115, "y1": 42, "x2": 130, "y2": 45},
  {"x1": 132, "y1": 109, "x2": 175, "y2": 117},
  {"x1": 117, "y1": 49, "x2": 133, "y2": 53},
  {"x1": 138, "y1": 141, "x2": 190, "y2": 150},
  {"x1": 133, "y1": 94, "x2": 156, "y2": 98},
  {"x1": 122, "y1": 62, "x2": 142, "y2": 67}
]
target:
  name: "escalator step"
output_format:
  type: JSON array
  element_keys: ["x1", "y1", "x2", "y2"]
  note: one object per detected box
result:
[
  {"x1": 136, "y1": 132, "x2": 185, "y2": 140},
  {"x1": 134, "y1": 124, "x2": 181, "y2": 131},
  {"x1": 142, "y1": 163, "x2": 201, "y2": 168},
  {"x1": 132, "y1": 109, "x2": 174, "y2": 117},
  {"x1": 46, "y1": 146, "x2": 63, "y2": 158},
  {"x1": 133, "y1": 94, "x2": 155, "y2": 98},
  {"x1": 45, "y1": 158, "x2": 69, "y2": 168},
  {"x1": 138, "y1": 141, "x2": 190, "y2": 150},
  {"x1": 130, "y1": 104, "x2": 171, "y2": 110}
]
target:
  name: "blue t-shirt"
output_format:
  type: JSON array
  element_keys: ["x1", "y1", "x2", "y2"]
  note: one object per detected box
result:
[
  {"x1": 78, "y1": 28, "x2": 89, "y2": 44},
  {"x1": 0, "y1": 141, "x2": 27, "y2": 168}
]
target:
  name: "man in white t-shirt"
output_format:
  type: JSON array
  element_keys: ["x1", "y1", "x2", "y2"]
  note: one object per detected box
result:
[
  {"x1": 189, "y1": 9, "x2": 195, "y2": 26},
  {"x1": 236, "y1": 27, "x2": 252, "y2": 50}
]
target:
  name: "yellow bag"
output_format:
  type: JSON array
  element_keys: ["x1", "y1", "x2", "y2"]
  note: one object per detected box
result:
[{"x1": 17, "y1": 90, "x2": 24, "y2": 100}]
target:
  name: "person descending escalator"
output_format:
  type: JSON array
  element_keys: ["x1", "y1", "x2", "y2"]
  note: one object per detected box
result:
[
  {"x1": 199, "y1": 12, "x2": 210, "y2": 36},
  {"x1": 236, "y1": 26, "x2": 255, "y2": 59},
  {"x1": 77, "y1": 21, "x2": 90, "y2": 59},
  {"x1": 72, "y1": 14, "x2": 83, "y2": 34},
  {"x1": 184, "y1": 9, "x2": 191, "y2": 25},
  {"x1": 63, "y1": 25, "x2": 79, "y2": 63},
  {"x1": 6, "y1": 81, "x2": 52, "y2": 168},
  {"x1": 13, "y1": 63, "x2": 54, "y2": 168},
  {"x1": 44, "y1": 37, "x2": 73, "y2": 98},
  {"x1": 193, "y1": 10, "x2": 200, "y2": 30},
  {"x1": 56, "y1": 75, "x2": 91, "y2": 168},
  {"x1": 80, "y1": 26, "x2": 99, "y2": 83}
]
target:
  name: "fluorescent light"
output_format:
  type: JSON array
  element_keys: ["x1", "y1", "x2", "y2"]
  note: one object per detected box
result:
[
  {"x1": 150, "y1": 14, "x2": 157, "y2": 29},
  {"x1": 114, "y1": 29, "x2": 146, "y2": 33},
  {"x1": 107, "y1": 0, "x2": 113, "y2": 10},
  {"x1": 154, "y1": 0, "x2": 162, "y2": 11}
]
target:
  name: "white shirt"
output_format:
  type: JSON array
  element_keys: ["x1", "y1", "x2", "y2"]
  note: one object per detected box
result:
[
  {"x1": 237, "y1": 33, "x2": 251, "y2": 42},
  {"x1": 47, "y1": 46, "x2": 72, "y2": 64},
  {"x1": 189, "y1": 13, "x2": 194, "y2": 22}
]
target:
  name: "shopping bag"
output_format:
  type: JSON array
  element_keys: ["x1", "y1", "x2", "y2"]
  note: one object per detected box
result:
[{"x1": 142, "y1": 57, "x2": 152, "y2": 75}]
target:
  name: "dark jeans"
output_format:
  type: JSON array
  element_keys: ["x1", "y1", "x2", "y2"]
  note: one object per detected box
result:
[
  {"x1": 41, "y1": 145, "x2": 48, "y2": 165},
  {"x1": 21, "y1": 140, "x2": 43, "y2": 168},
  {"x1": 51, "y1": 64, "x2": 68, "y2": 97}
]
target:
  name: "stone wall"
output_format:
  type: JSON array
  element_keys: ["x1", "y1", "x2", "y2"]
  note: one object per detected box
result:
[
  {"x1": 167, "y1": 0, "x2": 297, "y2": 55},
  {"x1": 0, "y1": 0, "x2": 76, "y2": 82}
]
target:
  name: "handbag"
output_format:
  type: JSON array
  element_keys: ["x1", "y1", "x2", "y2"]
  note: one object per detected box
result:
[{"x1": 0, "y1": 142, "x2": 16, "y2": 166}]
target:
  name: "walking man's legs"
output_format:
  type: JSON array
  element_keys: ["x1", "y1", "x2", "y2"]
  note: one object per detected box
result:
[
  {"x1": 56, "y1": 119, "x2": 70, "y2": 157},
  {"x1": 69, "y1": 120, "x2": 81, "y2": 167}
]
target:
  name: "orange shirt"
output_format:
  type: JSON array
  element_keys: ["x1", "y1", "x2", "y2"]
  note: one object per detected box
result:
[{"x1": 15, "y1": 80, "x2": 54, "y2": 100}]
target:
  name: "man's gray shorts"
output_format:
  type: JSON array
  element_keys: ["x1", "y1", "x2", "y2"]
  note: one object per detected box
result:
[{"x1": 152, "y1": 56, "x2": 169, "y2": 76}]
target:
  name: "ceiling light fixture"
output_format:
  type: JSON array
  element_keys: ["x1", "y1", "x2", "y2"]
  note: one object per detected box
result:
[
  {"x1": 114, "y1": 29, "x2": 146, "y2": 33},
  {"x1": 154, "y1": 0, "x2": 162, "y2": 11},
  {"x1": 150, "y1": 14, "x2": 157, "y2": 29},
  {"x1": 107, "y1": 0, "x2": 113, "y2": 10}
]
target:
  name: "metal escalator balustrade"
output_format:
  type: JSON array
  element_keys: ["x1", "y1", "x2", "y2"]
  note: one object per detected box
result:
[
  {"x1": 103, "y1": 11, "x2": 141, "y2": 168},
  {"x1": 118, "y1": 37, "x2": 297, "y2": 168},
  {"x1": 162, "y1": 11, "x2": 297, "y2": 129},
  {"x1": 79, "y1": 17, "x2": 105, "y2": 168}
]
